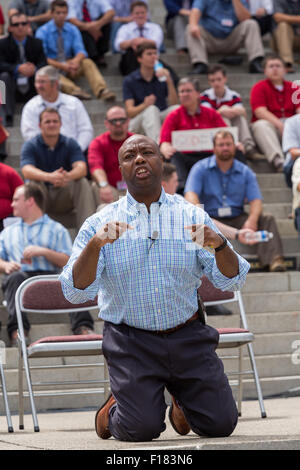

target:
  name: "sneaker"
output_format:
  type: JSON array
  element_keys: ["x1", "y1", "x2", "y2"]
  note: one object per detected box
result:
[{"x1": 99, "y1": 88, "x2": 116, "y2": 101}]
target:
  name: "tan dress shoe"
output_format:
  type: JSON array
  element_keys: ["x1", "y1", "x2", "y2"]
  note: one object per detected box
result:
[
  {"x1": 95, "y1": 394, "x2": 116, "y2": 439},
  {"x1": 269, "y1": 256, "x2": 286, "y2": 272},
  {"x1": 99, "y1": 88, "x2": 116, "y2": 101},
  {"x1": 168, "y1": 396, "x2": 191, "y2": 436}
]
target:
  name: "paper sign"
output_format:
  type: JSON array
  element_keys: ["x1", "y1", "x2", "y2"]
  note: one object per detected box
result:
[{"x1": 171, "y1": 127, "x2": 238, "y2": 152}]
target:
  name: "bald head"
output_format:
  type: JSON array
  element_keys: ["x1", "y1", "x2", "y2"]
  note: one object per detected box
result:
[{"x1": 105, "y1": 106, "x2": 129, "y2": 140}]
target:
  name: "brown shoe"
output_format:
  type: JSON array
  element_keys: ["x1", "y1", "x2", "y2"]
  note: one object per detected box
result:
[
  {"x1": 95, "y1": 394, "x2": 116, "y2": 439},
  {"x1": 99, "y1": 88, "x2": 116, "y2": 101},
  {"x1": 168, "y1": 396, "x2": 190, "y2": 436},
  {"x1": 269, "y1": 256, "x2": 286, "y2": 272}
]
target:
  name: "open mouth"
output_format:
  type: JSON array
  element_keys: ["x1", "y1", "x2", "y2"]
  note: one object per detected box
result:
[{"x1": 135, "y1": 168, "x2": 150, "y2": 178}]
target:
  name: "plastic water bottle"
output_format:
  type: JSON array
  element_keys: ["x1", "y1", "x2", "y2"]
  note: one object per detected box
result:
[
  {"x1": 245, "y1": 230, "x2": 274, "y2": 243},
  {"x1": 154, "y1": 61, "x2": 166, "y2": 82}
]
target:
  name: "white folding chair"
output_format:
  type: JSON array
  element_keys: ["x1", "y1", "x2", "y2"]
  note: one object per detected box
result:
[
  {"x1": 15, "y1": 274, "x2": 110, "y2": 432},
  {"x1": 0, "y1": 361, "x2": 14, "y2": 433},
  {"x1": 198, "y1": 276, "x2": 267, "y2": 418}
]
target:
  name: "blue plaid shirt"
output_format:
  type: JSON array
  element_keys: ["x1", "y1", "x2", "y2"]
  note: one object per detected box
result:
[
  {"x1": 60, "y1": 189, "x2": 250, "y2": 331},
  {"x1": 0, "y1": 215, "x2": 72, "y2": 272}
]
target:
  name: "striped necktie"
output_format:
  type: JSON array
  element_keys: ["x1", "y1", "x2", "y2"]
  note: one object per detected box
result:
[
  {"x1": 57, "y1": 29, "x2": 66, "y2": 62},
  {"x1": 82, "y1": 0, "x2": 91, "y2": 22},
  {"x1": 17, "y1": 41, "x2": 30, "y2": 94}
]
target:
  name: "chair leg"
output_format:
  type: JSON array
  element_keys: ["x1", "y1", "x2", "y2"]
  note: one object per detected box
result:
[
  {"x1": 18, "y1": 342, "x2": 24, "y2": 430},
  {"x1": 19, "y1": 339, "x2": 40, "y2": 432},
  {"x1": 247, "y1": 343, "x2": 267, "y2": 418},
  {"x1": 0, "y1": 362, "x2": 14, "y2": 433},
  {"x1": 237, "y1": 346, "x2": 244, "y2": 417}
]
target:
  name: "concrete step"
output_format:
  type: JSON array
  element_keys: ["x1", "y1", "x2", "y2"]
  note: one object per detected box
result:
[
  {"x1": 220, "y1": 353, "x2": 300, "y2": 381},
  {"x1": 242, "y1": 271, "x2": 300, "y2": 293},
  {"x1": 2, "y1": 361, "x2": 107, "y2": 393},
  {"x1": 208, "y1": 311, "x2": 300, "y2": 335},
  {"x1": 0, "y1": 388, "x2": 107, "y2": 414},
  {"x1": 256, "y1": 173, "x2": 287, "y2": 189},
  {"x1": 261, "y1": 188, "x2": 292, "y2": 204}
]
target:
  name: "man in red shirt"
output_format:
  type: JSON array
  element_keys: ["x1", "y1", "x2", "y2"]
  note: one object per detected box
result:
[
  {"x1": 0, "y1": 5, "x2": 5, "y2": 36},
  {"x1": 250, "y1": 54, "x2": 300, "y2": 172},
  {"x1": 160, "y1": 77, "x2": 229, "y2": 194},
  {"x1": 0, "y1": 162, "x2": 23, "y2": 231},
  {"x1": 88, "y1": 106, "x2": 133, "y2": 207}
]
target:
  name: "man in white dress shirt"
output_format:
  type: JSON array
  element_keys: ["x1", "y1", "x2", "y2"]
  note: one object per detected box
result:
[
  {"x1": 20, "y1": 65, "x2": 93, "y2": 153},
  {"x1": 114, "y1": 1, "x2": 164, "y2": 75}
]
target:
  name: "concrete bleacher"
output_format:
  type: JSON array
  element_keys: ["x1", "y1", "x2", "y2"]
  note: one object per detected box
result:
[{"x1": 1, "y1": 0, "x2": 300, "y2": 415}]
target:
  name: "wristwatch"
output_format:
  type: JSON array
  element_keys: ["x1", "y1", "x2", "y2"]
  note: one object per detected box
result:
[
  {"x1": 98, "y1": 181, "x2": 108, "y2": 188},
  {"x1": 215, "y1": 233, "x2": 228, "y2": 252}
]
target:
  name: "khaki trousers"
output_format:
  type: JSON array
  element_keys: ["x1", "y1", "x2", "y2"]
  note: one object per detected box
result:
[
  {"x1": 222, "y1": 115, "x2": 255, "y2": 151},
  {"x1": 186, "y1": 19, "x2": 264, "y2": 64},
  {"x1": 129, "y1": 104, "x2": 180, "y2": 143},
  {"x1": 91, "y1": 182, "x2": 126, "y2": 211},
  {"x1": 272, "y1": 22, "x2": 300, "y2": 65},
  {"x1": 250, "y1": 119, "x2": 284, "y2": 163},
  {"x1": 215, "y1": 213, "x2": 284, "y2": 268},
  {"x1": 59, "y1": 58, "x2": 107, "y2": 98},
  {"x1": 37, "y1": 178, "x2": 97, "y2": 231}
]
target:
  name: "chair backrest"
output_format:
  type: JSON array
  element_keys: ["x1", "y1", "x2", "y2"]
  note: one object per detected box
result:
[
  {"x1": 198, "y1": 276, "x2": 236, "y2": 304},
  {"x1": 15, "y1": 275, "x2": 99, "y2": 340},
  {"x1": 198, "y1": 276, "x2": 248, "y2": 330},
  {"x1": 18, "y1": 275, "x2": 98, "y2": 315}
]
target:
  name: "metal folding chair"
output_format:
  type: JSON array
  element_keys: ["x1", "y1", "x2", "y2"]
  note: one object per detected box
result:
[
  {"x1": 0, "y1": 360, "x2": 14, "y2": 433},
  {"x1": 15, "y1": 274, "x2": 110, "y2": 432},
  {"x1": 198, "y1": 276, "x2": 267, "y2": 418}
]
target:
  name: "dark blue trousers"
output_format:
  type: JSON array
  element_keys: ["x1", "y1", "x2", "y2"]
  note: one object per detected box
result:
[{"x1": 102, "y1": 317, "x2": 238, "y2": 442}]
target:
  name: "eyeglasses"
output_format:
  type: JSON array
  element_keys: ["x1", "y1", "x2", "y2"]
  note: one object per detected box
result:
[
  {"x1": 107, "y1": 118, "x2": 127, "y2": 125},
  {"x1": 11, "y1": 21, "x2": 28, "y2": 27}
]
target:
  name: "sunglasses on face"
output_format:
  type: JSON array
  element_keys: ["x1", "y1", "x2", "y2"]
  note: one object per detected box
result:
[
  {"x1": 11, "y1": 21, "x2": 28, "y2": 27},
  {"x1": 107, "y1": 118, "x2": 127, "y2": 125}
]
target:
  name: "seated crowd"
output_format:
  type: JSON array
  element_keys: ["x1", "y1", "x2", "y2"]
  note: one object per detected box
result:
[{"x1": 1, "y1": 0, "x2": 300, "y2": 345}]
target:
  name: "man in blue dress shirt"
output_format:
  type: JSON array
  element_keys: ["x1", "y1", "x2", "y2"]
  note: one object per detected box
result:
[
  {"x1": 187, "y1": 0, "x2": 265, "y2": 74},
  {"x1": 0, "y1": 182, "x2": 94, "y2": 347},
  {"x1": 185, "y1": 129, "x2": 286, "y2": 272},
  {"x1": 36, "y1": 0, "x2": 116, "y2": 101},
  {"x1": 60, "y1": 134, "x2": 250, "y2": 441}
]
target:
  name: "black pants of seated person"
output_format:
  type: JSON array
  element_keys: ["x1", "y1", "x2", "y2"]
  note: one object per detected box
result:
[
  {"x1": 0, "y1": 71, "x2": 36, "y2": 123},
  {"x1": 172, "y1": 150, "x2": 247, "y2": 195},
  {"x1": 1, "y1": 270, "x2": 94, "y2": 338},
  {"x1": 81, "y1": 22, "x2": 111, "y2": 61}
]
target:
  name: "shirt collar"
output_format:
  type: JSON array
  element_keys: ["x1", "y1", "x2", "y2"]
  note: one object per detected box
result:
[
  {"x1": 184, "y1": 101, "x2": 202, "y2": 116},
  {"x1": 21, "y1": 214, "x2": 47, "y2": 228},
  {"x1": 38, "y1": 133, "x2": 64, "y2": 148},
  {"x1": 48, "y1": 19, "x2": 69, "y2": 33},
  {"x1": 126, "y1": 187, "x2": 168, "y2": 212},
  {"x1": 209, "y1": 155, "x2": 243, "y2": 173}
]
